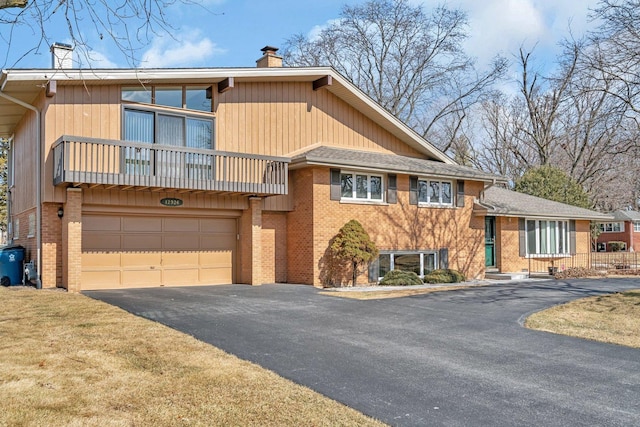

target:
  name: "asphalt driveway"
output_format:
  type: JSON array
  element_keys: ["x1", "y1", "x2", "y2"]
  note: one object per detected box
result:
[{"x1": 86, "y1": 279, "x2": 640, "y2": 426}]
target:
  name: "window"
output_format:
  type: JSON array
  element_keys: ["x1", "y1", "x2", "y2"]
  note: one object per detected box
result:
[
  {"x1": 376, "y1": 251, "x2": 437, "y2": 279},
  {"x1": 122, "y1": 85, "x2": 211, "y2": 112},
  {"x1": 13, "y1": 218, "x2": 19, "y2": 240},
  {"x1": 340, "y1": 172, "x2": 383, "y2": 202},
  {"x1": 28, "y1": 214, "x2": 35, "y2": 238},
  {"x1": 525, "y1": 219, "x2": 570, "y2": 255},
  {"x1": 418, "y1": 179, "x2": 452, "y2": 206},
  {"x1": 598, "y1": 222, "x2": 623, "y2": 233},
  {"x1": 634, "y1": 222, "x2": 640, "y2": 232},
  {"x1": 123, "y1": 106, "x2": 214, "y2": 178}
]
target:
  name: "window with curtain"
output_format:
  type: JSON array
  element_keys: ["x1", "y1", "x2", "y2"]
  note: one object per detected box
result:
[
  {"x1": 123, "y1": 107, "x2": 214, "y2": 178},
  {"x1": 526, "y1": 219, "x2": 570, "y2": 255}
]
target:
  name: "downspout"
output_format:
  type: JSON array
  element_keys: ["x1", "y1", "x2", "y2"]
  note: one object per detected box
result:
[{"x1": 0, "y1": 78, "x2": 43, "y2": 289}]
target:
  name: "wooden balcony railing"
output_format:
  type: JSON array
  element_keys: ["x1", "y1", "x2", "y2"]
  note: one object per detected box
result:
[{"x1": 52, "y1": 135, "x2": 289, "y2": 195}]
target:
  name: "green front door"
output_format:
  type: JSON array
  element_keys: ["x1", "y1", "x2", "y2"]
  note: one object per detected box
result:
[{"x1": 485, "y1": 217, "x2": 496, "y2": 267}]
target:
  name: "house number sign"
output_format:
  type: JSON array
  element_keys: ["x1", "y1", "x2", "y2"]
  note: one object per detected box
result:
[{"x1": 160, "y1": 198, "x2": 183, "y2": 207}]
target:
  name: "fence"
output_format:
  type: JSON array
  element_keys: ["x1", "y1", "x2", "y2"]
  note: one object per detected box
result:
[{"x1": 527, "y1": 252, "x2": 640, "y2": 276}]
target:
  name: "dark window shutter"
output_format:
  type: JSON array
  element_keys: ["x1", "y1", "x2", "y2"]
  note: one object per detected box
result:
[
  {"x1": 570, "y1": 220, "x2": 576, "y2": 255},
  {"x1": 456, "y1": 180, "x2": 465, "y2": 207},
  {"x1": 387, "y1": 174, "x2": 397, "y2": 204},
  {"x1": 409, "y1": 176, "x2": 418, "y2": 205},
  {"x1": 368, "y1": 257, "x2": 380, "y2": 283},
  {"x1": 330, "y1": 168, "x2": 341, "y2": 201},
  {"x1": 438, "y1": 248, "x2": 449, "y2": 269},
  {"x1": 519, "y1": 218, "x2": 526, "y2": 257}
]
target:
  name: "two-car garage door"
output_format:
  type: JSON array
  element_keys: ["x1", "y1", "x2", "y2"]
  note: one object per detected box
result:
[{"x1": 82, "y1": 214, "x2": 237, "y2": 290}]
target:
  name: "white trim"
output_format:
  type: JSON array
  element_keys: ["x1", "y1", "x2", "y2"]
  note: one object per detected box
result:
[
  {"x1": 525, "y1": 219, "x2": 571, "y2": 256},
  {"x1": 417, "y1": 178, "x2": 453, "y2": 207},
  {"x1": 339, "y1": 171, "x2": 385, "y2": 203}
]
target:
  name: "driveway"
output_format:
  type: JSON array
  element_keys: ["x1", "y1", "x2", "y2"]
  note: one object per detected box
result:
[{"x1": 86, "y1": 279, "x2": 640, "y2": 426}]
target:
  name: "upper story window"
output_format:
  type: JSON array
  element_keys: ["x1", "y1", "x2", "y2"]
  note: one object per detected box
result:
[
  {"x1": 418, "y1": 179, "x2": 452, "y2": 206},
  {"x1": 598, "y1": 222, "x2": 623, "y2": 233},
  {"x1": 340, "y1": 172, "x2": 384, "y2": 202},
  {"x1": 123, "y1": 107, "x2": 213, "y2": 150},
  {"x1": 122, "y1": 85, "x2": 211, "y2": 112},
  {"x1": 526, "y1": 219, "x2": 570, "y2": 255}
]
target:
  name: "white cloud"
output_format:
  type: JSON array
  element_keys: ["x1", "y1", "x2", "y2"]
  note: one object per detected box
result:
[
  {"x1": 440, "y1": 0, "x2": 600, "y2": 67},
  {"x1": 141, "y1": 30, "x2": 226, "y2": 67},
  {"x1": 84, "y1": 50, "x2": 119, "y2": 68}
]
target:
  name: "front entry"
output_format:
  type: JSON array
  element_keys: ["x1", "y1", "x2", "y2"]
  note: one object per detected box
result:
[{"x1": 485, "y1": 216, "x2": 496, "y2": 267}]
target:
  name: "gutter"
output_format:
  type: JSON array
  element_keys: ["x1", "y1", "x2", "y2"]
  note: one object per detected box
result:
[{"x1": 0, "y1": 79, "x2": 43, "y2": 289}]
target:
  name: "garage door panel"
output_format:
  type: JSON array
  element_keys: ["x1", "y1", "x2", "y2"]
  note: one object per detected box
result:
[
  {"x1": 83, "y1": 252, "x2": 122, "y2": 268},
  {"x1": 81, "y1": 271, "x2": 122, "y2": 289},
  {"x1": 163, "y1": 234, "x2": 199, "y2": 250},
  {"x1": 123, "y1": 234, "x2": 162, "y2": 250},
  {"x1": 121, "y1": 252, "x2": 162, "y2": 267},
  {"x1": 200, "y1": 267, "x2": 233, "y2": 284},
  {"x1": 84, "y1": 216, "x2": 121, "y2": 231},
  {"x1": 162, "y1": 252, "x2": 198, "y2": 267},
  {"x1": 122, "y1": 270, "x2": 163, "y2": 286},
  {"x1": 123, "y1": 217, "x2": 162, "y2": 232},
  {"x1": 199, "y1": 251, "x2": 233, "y2": 267},
  {"x1": 84, "y1": 233, "x2": 122, "y2": 251},
  {"x1": 164, "y1": 218, "x2": 199, "y2": 232},
  {"x1": 82, "y1": 214, "x2": 236, "y2": 290},
  {"x1": 200, "y1": 218, "x2": 236, "y2": 232},
  {"x1": 163, "y1": 269, "x2": 199, "y2": 284},
  {"x1": 200, "y1": 235, "x2": 236, "y2": 250}
]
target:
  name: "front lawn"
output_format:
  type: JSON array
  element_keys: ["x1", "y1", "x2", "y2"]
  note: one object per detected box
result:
[
  {"x1": 525, "y1": 289, "x2": 640, "y2": 348},
  {"x1": 0, "y1": 287, "x2": 383, "y2": 426}
]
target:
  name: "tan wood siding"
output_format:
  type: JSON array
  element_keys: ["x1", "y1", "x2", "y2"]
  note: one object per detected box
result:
[
  {"x1": 44, "y1": 85, "x2": 122, "y2": 203},
  {"x1": 82, "y1": 213, "x2": 237, "y2": 290},
  {"x1": 81, "y1": 188, "x2": 249, "y2": 210},
  {"x1": 11, "y1": 109, "x2": 39, "y2": 214},
  {"x1": 215, "y1": 82, "x2": 422, "y2": 157}
]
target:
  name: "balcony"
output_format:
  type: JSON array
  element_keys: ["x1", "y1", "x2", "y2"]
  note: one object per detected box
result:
[{"x1": 52, "y1": 135, "x2": 289, "y2": 195}]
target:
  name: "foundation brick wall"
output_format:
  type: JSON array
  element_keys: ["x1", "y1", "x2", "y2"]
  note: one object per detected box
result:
[
  {"x1": 290, "y1": 167, "x2": 486, "y2": 287},
  {"x1": 63, "y1": 188, "x2": 82, "y2": 293},
  {"x1": 286, "y1": 169, "x2": 316, "y2": 284},
  {"x1": 262, "y1": 212, "x2": 287, "y2": 283},
  {"x1": 41, "y1": 203, "x2": 63, "y2": 288}
]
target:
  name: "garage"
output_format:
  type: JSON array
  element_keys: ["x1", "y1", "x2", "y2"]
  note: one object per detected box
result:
[{"x1": 81, "y1": 214, "x2": 237, "y2": 290}]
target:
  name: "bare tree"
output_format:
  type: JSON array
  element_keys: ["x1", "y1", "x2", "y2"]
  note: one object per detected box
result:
[
  {"x1": 586, "y1": 0, "x2": 640, "y2": 118},
  {"x1": 0, "y1": 0, "x2": 206, "y2": 67},
  {"x1": 283, "y1": 0, "x2": 506, "y2": 154}
]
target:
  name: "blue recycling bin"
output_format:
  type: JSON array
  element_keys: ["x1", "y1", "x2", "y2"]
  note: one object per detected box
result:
[{"x1": 0, "y1": 245, "x2": 25, "y2": 286}]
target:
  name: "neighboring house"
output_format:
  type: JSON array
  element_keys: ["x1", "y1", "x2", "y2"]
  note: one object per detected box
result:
[
  {"x1": 0, "y1": 44, "x2": 609, "y2": 291},
  {"x1": 475, "y1": 186, "x2": 612, "y2": 274},
  {"x1": 595, "y1": 210, "x2": 640, "y2": 252}
]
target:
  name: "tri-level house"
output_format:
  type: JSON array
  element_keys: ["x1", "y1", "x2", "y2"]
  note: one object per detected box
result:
[{"x1": 0, "y1": 45, "x2": 608, "y2": 291}]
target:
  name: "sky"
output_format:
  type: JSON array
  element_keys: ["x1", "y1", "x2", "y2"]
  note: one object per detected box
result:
[{"x1": 1, "y1": 0, "x2": 601, "y2": 75}]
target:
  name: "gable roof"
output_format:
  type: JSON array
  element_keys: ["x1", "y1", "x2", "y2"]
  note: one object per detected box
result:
[
  {"x1": 0, "y1": 66, "x2": 453, "y2": 164},
  {"x1": 476, "y1": 186, "x2": 612, "y2": 221},
  {"x1": 290, "y1": 146, "x2": 504, "y2": 183}
]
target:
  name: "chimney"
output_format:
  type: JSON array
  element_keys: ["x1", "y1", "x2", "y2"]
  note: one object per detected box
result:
[
  {"x1": 51, "y1": 43, "x2": 74, "y2": 69},
  {"x1": 256, "y1": 45, "x2": 283, "y2": 68}
]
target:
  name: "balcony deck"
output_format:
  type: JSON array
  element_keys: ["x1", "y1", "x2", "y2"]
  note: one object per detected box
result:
[{"x1": 52, "y1": 135, "x2": 289, "y2": 195}]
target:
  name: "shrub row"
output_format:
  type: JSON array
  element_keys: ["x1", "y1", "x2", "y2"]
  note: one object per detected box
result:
[{"x1": 378, "y1": 269, "x2": 465, "y2": 286}]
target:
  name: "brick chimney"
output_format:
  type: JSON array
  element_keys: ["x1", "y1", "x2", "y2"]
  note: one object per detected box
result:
[
  {"x1": 256, "y1": 46, "x2": 283, "y2": 68},
  {"x1": 51, "y1": 43, "x2": 74, "y2": 69}
]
